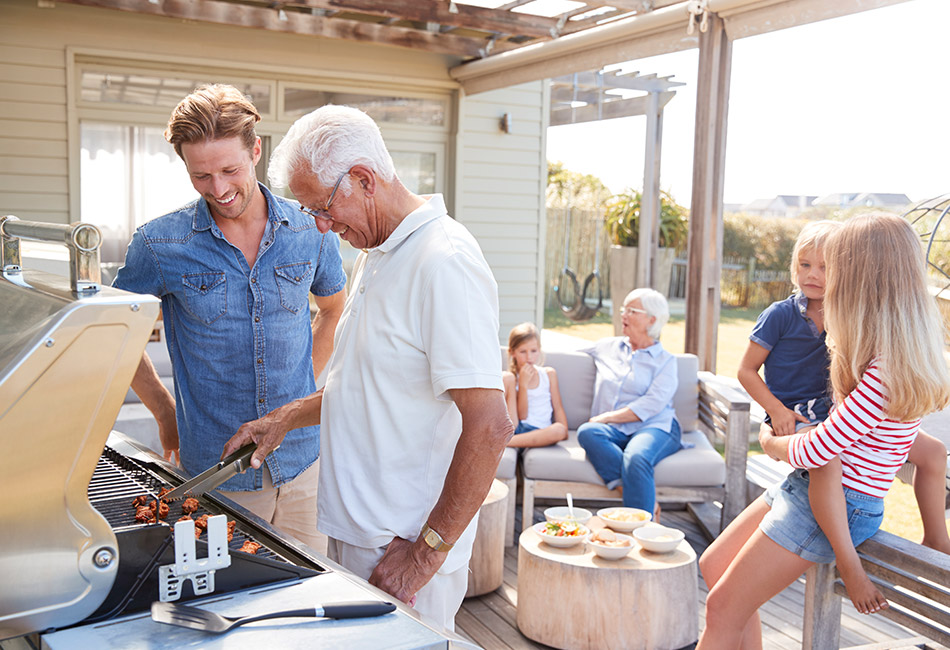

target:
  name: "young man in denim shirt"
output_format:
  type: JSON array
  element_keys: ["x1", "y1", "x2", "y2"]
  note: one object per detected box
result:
[{"x1": 113, "y1": 85, "x2": 345, "y2": 552}]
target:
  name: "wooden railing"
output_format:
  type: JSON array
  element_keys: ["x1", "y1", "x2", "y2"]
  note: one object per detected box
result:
[{"x1": 802, "y1": 530, "x2": 950, "y2": 649}]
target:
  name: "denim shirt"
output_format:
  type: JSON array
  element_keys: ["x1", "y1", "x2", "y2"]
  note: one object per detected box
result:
[
  {"x1": 114, "y1": 183, "x2": 346, "y2": 490},
  {"x1": 581, "y1": 337, "x2": 678, "y2": 436}
]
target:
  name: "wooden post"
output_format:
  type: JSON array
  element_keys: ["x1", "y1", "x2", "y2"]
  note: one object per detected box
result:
[
  {"x1": 639, "y1": 90, "x2": 663, "y2": 290},
  {"x1": 685, "y1": 13, "x2": 732, "y2": 373},
  {"x1": 802, "y1": 563, "x2": 842, "y2": 650}
]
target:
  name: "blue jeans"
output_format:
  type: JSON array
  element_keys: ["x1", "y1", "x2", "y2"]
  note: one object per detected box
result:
[{"x1": 577, "y1": 419, "x2": 682, "y2": 512}]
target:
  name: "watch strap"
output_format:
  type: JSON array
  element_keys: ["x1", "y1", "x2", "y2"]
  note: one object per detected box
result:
[{"x1": 420, "y1": 523, "x2": 454, "y2": 552}]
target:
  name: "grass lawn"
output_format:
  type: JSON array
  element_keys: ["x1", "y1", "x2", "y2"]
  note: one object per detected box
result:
[{"x1": 543, "y1": 306, "x2": 949, "y2": 545}]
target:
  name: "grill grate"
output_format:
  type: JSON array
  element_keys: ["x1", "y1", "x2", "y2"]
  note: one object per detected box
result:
[{"x1": 88, "y1": 446, "x2": 287, "y2": 563}]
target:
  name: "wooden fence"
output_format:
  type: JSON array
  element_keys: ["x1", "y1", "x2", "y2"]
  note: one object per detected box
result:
[{"x1": 545, "y1": 207, "x2": 794, "y2": 311}]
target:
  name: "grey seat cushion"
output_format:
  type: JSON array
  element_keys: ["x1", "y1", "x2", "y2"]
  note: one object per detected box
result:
[
  {"x1": 522, "y1": 429, "x2": 725, "y2": 487},
  {"x1": 495, "y1": 446, "x2": 518, "y2": 480}
]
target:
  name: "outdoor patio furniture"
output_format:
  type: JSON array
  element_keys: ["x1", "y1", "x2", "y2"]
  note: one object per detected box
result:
[
  {"x1": 517, "y1": 349, "x2": 751, "y2": 540},
  {"x1": 465, "y1": 478, "x2": 509, "y2": 598},
  {"x1": 516, "y1": 518, "x2": 698, "y2": 649}
]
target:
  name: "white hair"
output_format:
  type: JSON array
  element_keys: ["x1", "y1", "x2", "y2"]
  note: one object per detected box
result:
[
  {"x1": 623, "y1": 287, "x2": 669, "y2": 339},
  {"x1": 268, "y1": 104, "x2": 396, "y2": 195}
]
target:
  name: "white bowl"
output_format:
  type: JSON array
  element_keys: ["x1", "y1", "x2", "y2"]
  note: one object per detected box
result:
[
  {"x1": 634, "y1": 526, "x2": 685, "y2": 553},
  {"x1": 533, "y1": 521, "x2": 589, "y2": 548},
  {"x1": 544, "y1": 506, "x2": 593, "y2": 526},
  {"x1": 597, "y1": 507, "x2": 652, "y2": 532},
  {"x1": 587, "y1": 531, "x2": 635, "y2": 560}
]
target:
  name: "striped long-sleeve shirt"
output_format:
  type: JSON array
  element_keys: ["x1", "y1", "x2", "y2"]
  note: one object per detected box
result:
[{"x1": 786, "y1": 363, "x2": 919, "y2": 498}]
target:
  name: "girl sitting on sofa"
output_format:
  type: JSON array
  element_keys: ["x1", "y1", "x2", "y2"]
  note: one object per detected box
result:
[{"x1": 503, "y1": 322, "x2": 569, "y2": 448}]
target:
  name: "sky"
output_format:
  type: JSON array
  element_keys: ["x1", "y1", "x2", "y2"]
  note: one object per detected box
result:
[{"x1": 545, "y1": 0, "x2": 949, "y2": 206}]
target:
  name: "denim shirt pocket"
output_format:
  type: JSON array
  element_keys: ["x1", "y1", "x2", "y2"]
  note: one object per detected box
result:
[
  {"x1": 274, "y1": 261, "x2": 313, "y2": 314},
  {"x1": 182, "y1": 271, "x2": 227, "y2": 325}
]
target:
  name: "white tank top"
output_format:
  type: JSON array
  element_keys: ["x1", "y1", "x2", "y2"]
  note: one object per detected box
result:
[{"x1": 520, "y1": 365, "x2": 553, "y2": 428}]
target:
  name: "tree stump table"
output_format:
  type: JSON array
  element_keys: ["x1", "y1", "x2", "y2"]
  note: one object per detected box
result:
[
  {"x1": 465, "y1": 478, "x2": 509, "y2": 598},
  {"x1": 516, "y1": 521, "x2": 698, "y2": 649}
]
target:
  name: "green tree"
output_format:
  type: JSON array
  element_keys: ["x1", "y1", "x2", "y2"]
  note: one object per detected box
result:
[{"x1": 546, "y1": 161, "x2": 612, "y2": 209}]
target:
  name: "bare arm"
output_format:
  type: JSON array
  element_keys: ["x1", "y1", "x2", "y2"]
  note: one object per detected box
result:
[
  {"x1": 368, "y1": 387, "x2": 513, "y2": 603},
  {"x1": 221, "y1": 389, "x2": 324, "y2": 469},
  {"x1": 503, "y1": 372, "x2": 519, "y2": 428},
  {"x1": 129, "y1": 352, "x2": 178, "y2": 463},
  {"x1": 311, "y1": 289, "x2": 345, "y2": 380},
  {"x1": 507, "y1": 369, "x2": 568, "y2": 448},
  {"x1": 516, "y1": 364, "x2": 536, "y2": 421},
  {"x1": 908, "y1": 432, "x2": 950, "y2": 554},
  {"x1": 738, "y1": 341, "x2": 807, "y2": 437}
]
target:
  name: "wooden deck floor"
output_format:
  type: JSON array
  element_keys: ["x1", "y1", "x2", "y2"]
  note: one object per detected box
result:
[{"x1": 456, "y1": 504, "x2": 929, "y2": 650}]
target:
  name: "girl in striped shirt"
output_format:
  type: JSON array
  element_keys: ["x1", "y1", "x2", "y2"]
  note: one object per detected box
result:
[
  {"x1": 697, "y1": 214, "x2": 950, "y2": 649},
  {"x1": 737, "y1": 221, "x2": 950, "y2": 616}
]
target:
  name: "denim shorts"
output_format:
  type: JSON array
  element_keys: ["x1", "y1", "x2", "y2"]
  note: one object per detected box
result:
[{"x1": 759, "y1": 468, "x2": 884, "y2": 563}]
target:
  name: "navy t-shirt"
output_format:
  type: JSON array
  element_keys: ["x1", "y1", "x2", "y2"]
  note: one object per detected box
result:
[{"x1": 749, "y1": 294, "x2": 830, "y2": 408}]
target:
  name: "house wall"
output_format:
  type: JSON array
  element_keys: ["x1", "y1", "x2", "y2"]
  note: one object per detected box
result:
[
  {"x1": 456, "y1": 81, "x2": 549, "y2": 335},
  {"x1": 0, "y1": 0, "x2": 546, "y2": 338}
]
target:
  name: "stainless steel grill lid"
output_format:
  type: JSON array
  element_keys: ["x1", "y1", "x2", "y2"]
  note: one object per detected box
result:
[{"x1": 0, "y1": 218, "x2": 160, "y2": 639}]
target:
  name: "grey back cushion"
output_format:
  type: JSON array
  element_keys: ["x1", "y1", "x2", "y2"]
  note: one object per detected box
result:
[{"x1": 540, "y1": 349, "x2": 698, "y2": 432}]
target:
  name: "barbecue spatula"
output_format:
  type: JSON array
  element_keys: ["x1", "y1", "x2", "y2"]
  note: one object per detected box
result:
[{"x1": 151, "y1": 599, "x2": 396, "y2": 633}]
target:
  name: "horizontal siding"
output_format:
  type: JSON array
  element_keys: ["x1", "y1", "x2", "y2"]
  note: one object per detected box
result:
[
  {"x1": 0, "y1": 11, "x2": 68, "y2": 222},
  {"x1": 457, "y1": 80, "x2": 546, "y2": 340}
]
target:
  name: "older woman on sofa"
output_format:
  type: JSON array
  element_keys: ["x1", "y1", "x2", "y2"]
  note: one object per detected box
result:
[{"x1": 577, "y1": 288, "x2": 681, "y2": 520}]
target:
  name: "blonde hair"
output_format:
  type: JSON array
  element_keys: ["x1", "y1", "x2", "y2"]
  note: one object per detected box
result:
[
  {"x1": 823, "y1": 213, "x2": 950, "y2": 420},
  {"x1": 508, "y1": 322, "x2": 540, "y2": 374},
  {"x1": 165, "y1": 84, "x2": 261, "y2": 159},
  {"x1": 790, "y1": 220, "x2": 841, "y2": 290}
]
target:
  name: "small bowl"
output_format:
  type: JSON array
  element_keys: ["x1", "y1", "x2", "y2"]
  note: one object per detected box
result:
[
  {"x1": 587, "y1": 531, "x2": 635, "y2": 560},
  {"x1": 634, "y1": 526, "x2": 685, "y2": 553},
  {"x1": 597, "y1": 507, "x2": 652, "y2": 532},
  {"x1": 533, "y1": 521, "x2": 589, "y2": 548},
  {"x1": 544, "y1": 506, "x2": 593, "y2": 526}
]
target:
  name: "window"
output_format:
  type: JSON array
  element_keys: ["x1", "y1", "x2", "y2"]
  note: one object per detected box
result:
[
  {"x1": 80, "y1": 123, "x2": 196, "y2": 263},
  {"x1": 283, "y1": 88, "x2": 445, "y2": 126},
  {"x1": 80, "y1": 71, "x2": 271, "y2": 114}
]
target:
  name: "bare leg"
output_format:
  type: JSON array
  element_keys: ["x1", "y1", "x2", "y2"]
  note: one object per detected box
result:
[
  {"x1": 699, "y1": 496, "x2": 772, "y2": 650},
  {"x1": 698, "y1": 527, "x2": 814, "y2": 649},
  {"x1": 808, "y1": 457, "x2": 887, "y2": 614},
  {"x1": 908, "y1": 432, "x2": 950, "y2": 554}
]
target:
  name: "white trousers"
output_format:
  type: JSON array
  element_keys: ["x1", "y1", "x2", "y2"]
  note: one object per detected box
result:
[{"x1": 327, "y1": 536, "x2": 469, "y2": 632}]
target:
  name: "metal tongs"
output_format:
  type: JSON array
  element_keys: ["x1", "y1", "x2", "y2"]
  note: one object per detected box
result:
[{"x1": 162, "y1": 443, "x2": 259, "y2": 501}]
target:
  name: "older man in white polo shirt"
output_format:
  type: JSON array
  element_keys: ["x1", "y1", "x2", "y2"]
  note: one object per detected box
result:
[{"x1": 224, "y1": 105, "x2": 513, "y2": 631}]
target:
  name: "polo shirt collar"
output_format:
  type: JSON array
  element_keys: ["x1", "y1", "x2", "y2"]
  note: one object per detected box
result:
[
  {"x1": 376, "y1": 194, "x2": 447, "y2": 254},
  {"x1": 191, "y1": 182, "x2": 286, "y2": 233}
]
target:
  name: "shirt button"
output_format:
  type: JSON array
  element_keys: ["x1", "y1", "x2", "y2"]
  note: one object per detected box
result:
[
  {"x1": 265, "y1": 241, "x2": 271, "y2": 246},
  {"x1": 254, "y1": 316, "x2": 260, "y2": 323},
  {"x1": 250, "y1": 278, "x2": 257, "y2": 284},
  {"x1": 258, "y1": 398, "x2": 264, "y2": 404},
  {"x1": 257, "y1": 358, "x2": 263, "y2": 364},
  {"x1": 359, "y1": 286, "x2": 365, "y2": 294},
  {"x1": 199, "y1": 285, "x2": 207, "y2": 291},
  {"x1": 295, "y1": 276, "x2": 301, "y2": 282}
]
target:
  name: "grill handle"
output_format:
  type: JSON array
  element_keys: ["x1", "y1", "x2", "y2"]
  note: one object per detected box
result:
[{"x1": 0, "y1": 215, "x2": 103, "y2": 293}]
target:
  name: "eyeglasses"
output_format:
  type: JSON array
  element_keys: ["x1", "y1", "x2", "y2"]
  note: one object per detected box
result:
[
  {"x1": 298, "y1": 172, "x2": 346, "y2": 222},
  {"x1": 622, "y1": 306, "x2": 649, "y2": 317}
]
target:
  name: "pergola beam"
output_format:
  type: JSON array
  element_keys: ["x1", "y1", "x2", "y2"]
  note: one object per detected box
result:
[
  {"x1": 549, "y1": 90, "x2": 675, "y2": 126},
  {"x1": 282, "y1": 0, "x2": 561, "y2": 39},
  {"x1": 56, "y1": 0, "x2": 513, "y2": 58}
]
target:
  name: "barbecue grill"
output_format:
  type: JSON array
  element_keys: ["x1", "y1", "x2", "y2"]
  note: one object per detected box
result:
[{"x1": 0, "y1": 217, "x2": 467, "y2": 649}]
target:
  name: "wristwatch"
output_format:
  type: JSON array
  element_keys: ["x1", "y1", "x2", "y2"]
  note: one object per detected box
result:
[{"x1": 420, "y1": 523, "x2": 454, "y2": 552}]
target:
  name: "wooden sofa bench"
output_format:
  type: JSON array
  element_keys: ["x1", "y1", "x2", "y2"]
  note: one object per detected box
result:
[{"x1": 508, "y1": 348, "x2": 751, "y2": 541}]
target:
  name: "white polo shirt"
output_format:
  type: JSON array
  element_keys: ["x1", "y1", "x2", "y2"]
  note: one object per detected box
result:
[{"x1": 318, "y1": 194, "x2": 503, "y2": 571}]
